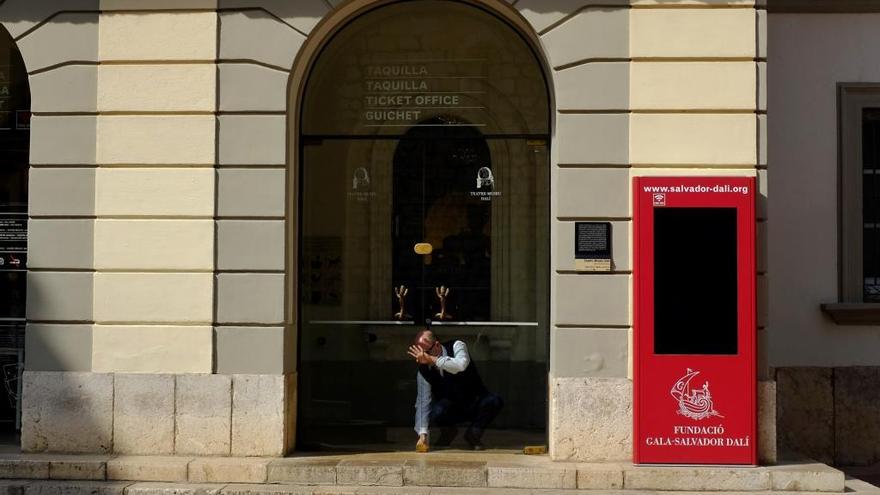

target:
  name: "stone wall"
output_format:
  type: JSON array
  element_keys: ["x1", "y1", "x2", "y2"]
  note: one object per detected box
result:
[
  {"x1": 21, "y1": 371, "x2": 293, "y2": 456},
  {"x1": 9, "y1": 0, "x2": 775, "y2": 460},
  {"x1": 777, "y1": 367, "x2": 880, "y2": 466}
]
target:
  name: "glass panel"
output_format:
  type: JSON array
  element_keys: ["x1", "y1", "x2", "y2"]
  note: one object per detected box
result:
[
  {"x1": 299, "y1": 135, "x2": 549, "y2": 450},
  {"x1": 654, "y1": 208, "x2": 738, "y2": 355},
  {"x1": 0, "y1": 27, "x2": 27, "y2": 437},
  {"x1": 864, "y1": 109, "x2": 880, "y2": 301},
  {"x1": 302, "y1": 1, "x2": 549, "y2": 136}
]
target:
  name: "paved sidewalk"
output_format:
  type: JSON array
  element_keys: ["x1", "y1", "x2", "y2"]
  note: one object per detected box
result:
[{"x1": 0, "y1": 451, "x2": 856, "y2": 493}]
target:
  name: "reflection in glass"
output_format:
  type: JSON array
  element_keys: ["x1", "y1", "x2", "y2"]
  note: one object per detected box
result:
[
  {"x1": 298, "y1": 0, "x2": 550, "y2": 451},
  {"x1": 0, "y1": 25, "x2": 29, "y2": 437}
]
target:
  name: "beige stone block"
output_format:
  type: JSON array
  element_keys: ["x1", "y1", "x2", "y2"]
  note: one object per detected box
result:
[
  {"x1": 758, "y1": 61, "x2": 767, "y2": 111},
  {"x1": 540, "y1": 8, "x2": 628, "y2": 68},
  {"x1": 29, "y1": 168, "x2": 96, "y2": 217},
  {"x1": 630, "y1": 8, "x2": 756, "y2": 58},
  {"x1": 219, "y1": 0, "x2": 328, "y2": 36},
  {"x1": 27, "y1": 272, "x2": 94, "y2": 322},
  {"x1": 107, "y1": 456, "x2": 191, "y2": 482},
  {"x1": 759, "y1": 113, "x2": 768, "y2": 166},
  {"x1": 218, "y1": 115, "x2": 285, "y2": 165},
  {"x1": 216, "y1": 168, "x2": 285, "y2": 217},
  {"x1": 757, "y1": 168, "x2": 767, "y2": 220},
  {"x1": 758, "y1": 380, "x2": 777, "y2": 465},
  {"x1": 217, "y1": 221, "x2": 284, "y2": 271},
  {"x1": 216, "y1": 274, "x2": 285, "y2": 324},
  {"x1": 517, "y1": 0, "x2": 625, "y2": 33},
  {"x1": 555, "y1": 62, "x2": 628, "y2": 111},
  {"x1": 232, "y1": 375, "x2": 286, "y2": 456},
  {"x1": 633, "y1": 0, "x2": 754, "y2": 3},
  {"x1": 549, "y1": 377, "x2": 631, "y2": 461},
  {"x1": 0, "y1": 457, "x2": 49, "y2": 479},
  {"x1": 218, "y1": 10, "x2": 305, "y2": 70},
  {"x1": 188, "y1": 458, "x2": 268, "y2": 484},
  {"x1": 30, "y1": 116, "x2": 97, "y2": 165},
  {"x1": 95, "y1": 168, "x2": 214, "y2": 217},
  {"x1": 403, "y1": 460, "x2": 486, "y2": 487},
  {"x1": 17, "y1": 13, "x2": 98, "y2": 72},
  {"x1": 631, "y1": 62, "x2": 756, "y2": 110},
  {"x1": 28, "y1": 220, "x2": 94, "y2": 270},
  {"x1": 0, "y1": 0, "x2": 97, "y2": 39},
  {"x1": 336, "y1": 460, "x2": 403, "y2": 486},
  {"x1": 92, "y1": 326, "x2": 212, "y2": 373},
  {"x1": 556, "y1": 168, "x2": 630, "y2": 218},
  {"x1": 31, "y1": 65, "x2": 98, "y2": 113},
  {"x1": 215, "y1": 327, "x2": 285, "y2": 375},
  {"x1": 113, "y1": 374, "x2": 174, "y2": 455},
  {"x1": 21, "y1": 371, "x2": 113, "y2": 453},
  {"x1": 24, "y1": 481, "x2": 130, "y2": 495},
  {"x1": 551, "y1": 327, "x2": 628, "y2": 378},
  {"x1": 97, "y1": 116, "x2": 215, "y2": 165},
  {"x1": 835, "y1": 367, "x2": 880, "y2": 465},
  {"x1": 125, "y1": 482, "x2": 226, "y2": 495},
  {"x1": 266, "y1": 458, "x2": 338, "y2": 484},
  {"x1": 219, "y1": 64, "x2": 288, "y2": 112},
  {"x1": 98, "y1": 65, "x2": 216, "y2": 113},
  {"x1": 630, "y1": 114, "x2": 757, "y2": 165},
  {"x1": 220, "y1": 484, "x2": 314, "y2": 495},
  {"x1": 99, "y1": 12, "x2": 217, "y2": 61},
  {"x1": 175, "y1": 374, "x2": 232, "y2": 456},
  {"x1": 25, "y1": 324, "x2": 93, "y2": 372},
  {"x1": 101, "y1": 0, "x2": 217, "y2": 8},
  {"x1": 555, "y1": 274, "x2": 630, "y2": 326},
  {"x1": 48, "y1": 455, "x2": 110, "y2": 481},
  {"x1": 556, "y1": 220, "x2": 629, "y2": 272},
  {"x1": 486, "y1": 462, "x2": 575, "y2": 489},
  {"x1": 93, "y1": 273, "x2": 213, "y2": 324},
  {"x1": 557, "y1": 114, "x2": 628, "y2": 165},
  {"x1": 94, "y1": 220, "x2": 214, "y2": 270},
  {"x1": 769, "y1": 462, "x2": 845, "y2": 492},
  {"x1": 623, "y1": 466, "x2": 770, "y2": 491},
  {"x1": 776, "y1": 367, "x2": 833, "y2": 465},
  {"x1": 576, "y1": 463, "x2": 624, "y2": 490}
]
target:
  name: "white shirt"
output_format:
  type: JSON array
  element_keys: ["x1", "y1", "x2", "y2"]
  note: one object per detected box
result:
[{"x1": 414, "y1": 340, "x2": 471, "y2": 435}]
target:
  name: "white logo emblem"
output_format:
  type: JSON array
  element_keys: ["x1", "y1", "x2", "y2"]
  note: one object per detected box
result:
[
  {"x1": 476, "y1": 167, "x2": 494, "y2": 189},
  {"x1": 353, "y1": 167, "x2": 371, "y2": 191},
  {"x1": 671, "y1": 368, "x2": 723, "y2": 420},
  {"x1": 652, "y1": 193, "x2": 666, "y2": 206}
]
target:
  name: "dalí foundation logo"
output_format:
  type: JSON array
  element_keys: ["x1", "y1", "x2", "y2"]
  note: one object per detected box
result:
[{"x1": 670, "y1": 368, "x2": 723, "y2": 421}]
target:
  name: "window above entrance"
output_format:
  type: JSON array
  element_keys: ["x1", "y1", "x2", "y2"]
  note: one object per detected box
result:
[{"x1": 301, "y1": 0, "x2": 549, "y2": 137}]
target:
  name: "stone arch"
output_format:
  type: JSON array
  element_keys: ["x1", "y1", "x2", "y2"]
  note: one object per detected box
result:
[{"x1": 286, "y1": 0, "x2": 557, "y2": 450}]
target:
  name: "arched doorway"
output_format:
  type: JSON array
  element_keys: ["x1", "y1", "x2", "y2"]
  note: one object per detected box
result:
[
  {"x1": 297, "y1": 0, "x2": 550, "y2": 451},
  {"x1": 0, "y1": 25, "x2": 29, "y2": 438}
]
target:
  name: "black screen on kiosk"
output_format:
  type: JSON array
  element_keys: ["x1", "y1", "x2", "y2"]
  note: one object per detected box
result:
[{"x1": 653, "y1": 207, "x2": 738, "y2": 355}]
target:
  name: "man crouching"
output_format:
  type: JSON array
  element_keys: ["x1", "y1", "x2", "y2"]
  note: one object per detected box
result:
[{"x1": 408, "y1": 328, "x2": 504, "y2": 452}]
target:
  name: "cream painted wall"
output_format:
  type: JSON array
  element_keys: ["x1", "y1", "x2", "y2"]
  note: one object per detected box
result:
[{"x1": 769, "y1": 14, "x2": 880, "y2": 367}]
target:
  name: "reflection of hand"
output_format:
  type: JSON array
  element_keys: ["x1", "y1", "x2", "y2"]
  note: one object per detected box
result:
[
  {"x1": 407, "y1": 345, "x2": 435, "y2": 365},
  {"x1": 416, "y1": 434, "x2": 429, "y2": 453}
]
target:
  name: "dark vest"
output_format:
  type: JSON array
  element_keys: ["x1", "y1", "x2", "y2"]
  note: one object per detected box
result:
[{"x1": 418, "y1": 340, "x2": 488, "y2": 404}]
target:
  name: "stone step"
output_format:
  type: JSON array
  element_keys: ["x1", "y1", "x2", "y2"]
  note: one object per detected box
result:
[
  {"x1": 0, "y1": 454, "x2": 850, "y2": 493},
  {"x1": 0, "y1": 480, "x2": 876, "y2": 495}
]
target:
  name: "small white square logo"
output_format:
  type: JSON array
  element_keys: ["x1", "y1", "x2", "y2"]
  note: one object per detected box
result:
[{"x1": 652, "y1": 193, "x2": 666, "y2": 206}]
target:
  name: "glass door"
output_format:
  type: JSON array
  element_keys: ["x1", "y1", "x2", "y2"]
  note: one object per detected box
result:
[{"x1": 298, "y1": 133, "x2": 548, "y2": 451}]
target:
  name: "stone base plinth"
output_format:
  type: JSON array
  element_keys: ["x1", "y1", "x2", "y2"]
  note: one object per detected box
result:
[
  {"x1": 549, "y1": 376, "x2": 632, "y2": 462},
  {"x1": 21, "y1": 371, "x2": 294, "y2": 457}
]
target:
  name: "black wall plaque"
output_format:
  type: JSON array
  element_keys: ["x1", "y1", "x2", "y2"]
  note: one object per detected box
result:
[{"x1": 575, "y1": 222, "x2": 611, "y2": 271}]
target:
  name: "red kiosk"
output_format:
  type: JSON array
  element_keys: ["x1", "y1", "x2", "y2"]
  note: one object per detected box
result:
[{"x1": 633, "y1": 176, "x2": 756, "y2": 465}]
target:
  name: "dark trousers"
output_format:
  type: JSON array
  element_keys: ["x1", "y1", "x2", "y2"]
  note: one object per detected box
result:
[{"x1": 429, "y1": 393, "x2": 504, "y2": 438}]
